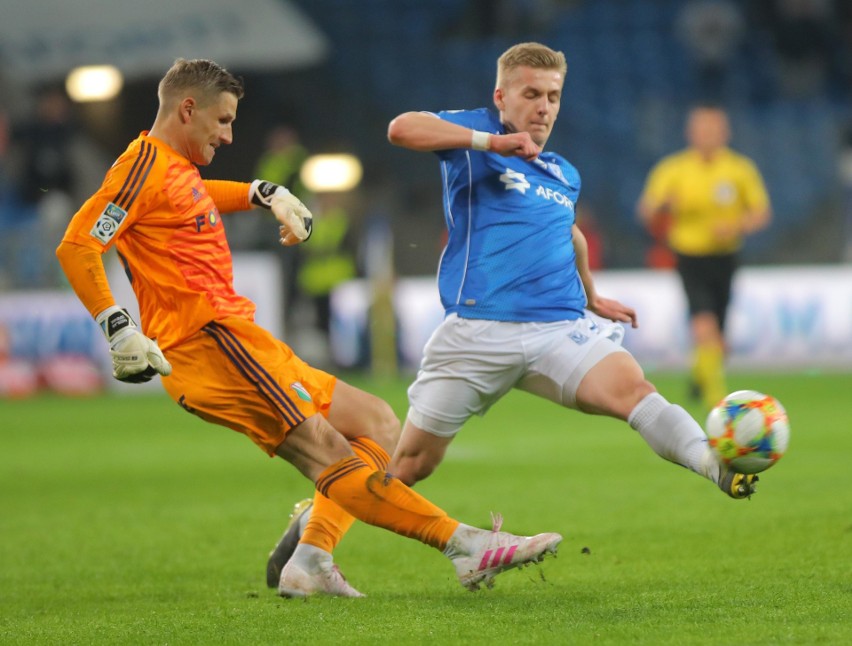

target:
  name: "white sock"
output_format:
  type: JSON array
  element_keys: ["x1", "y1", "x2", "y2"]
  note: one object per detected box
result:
[
  {"x1": 290, "y1": 543, "x2": 332, "y2": 571},
  {"x1": 627, "y1": 392, "x2": 718, "y2": 482},
  {"x1": 442, "y1": 523, "x2": 483, "y2": 560}
]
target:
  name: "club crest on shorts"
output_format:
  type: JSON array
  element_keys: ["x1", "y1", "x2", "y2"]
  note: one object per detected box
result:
[
  {"x1": 290, "y1": 382, "x2": 312, "y2": 402},
  {"x1": 568, "y1": 331, "x2": 589, "y2": 345}
]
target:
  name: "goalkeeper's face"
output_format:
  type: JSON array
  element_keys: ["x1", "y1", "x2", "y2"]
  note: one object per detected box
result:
[
  {"x1": 495, "y1": 65, "x2": 563, "y2": 147},
  {"x1": 184, "y1": 91, "x2": 239, "y2": 166}
]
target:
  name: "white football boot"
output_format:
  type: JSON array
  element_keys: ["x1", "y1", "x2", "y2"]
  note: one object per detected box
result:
[
  {"x1": 445, "y1": 514, "x2": 562, "y2": 591},
  {"x1": 277, "y1": 544, "x2": 365, "y2": 598}
]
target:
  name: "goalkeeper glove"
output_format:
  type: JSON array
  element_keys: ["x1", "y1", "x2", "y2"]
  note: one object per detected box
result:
[
  {"x1": 249, "y1": 179, "x2": 313, "y2": 246},
  {"x1": 95, "y1": 306, "x2": 172, "y2": 383}
]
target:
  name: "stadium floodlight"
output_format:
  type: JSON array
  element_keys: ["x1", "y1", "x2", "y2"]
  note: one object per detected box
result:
[
  {"x1": 66, "y1": 65, "x2": 124, "y2": 102},
  {"x1": 300, "y1": 154, "x2": 363, "y2": 193}
]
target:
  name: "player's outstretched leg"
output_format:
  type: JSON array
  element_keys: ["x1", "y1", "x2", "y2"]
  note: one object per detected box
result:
[
  {"x1": 629, "y1": 392, "x2": 759, "y2": 499},
  {"x1": 444, "y1": 513, "x2": 562, "y2": 591}
]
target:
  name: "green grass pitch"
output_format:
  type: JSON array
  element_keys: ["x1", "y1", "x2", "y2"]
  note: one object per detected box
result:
[{"x1": 2, "y1": 371, "x2": 850, "y2": 645}]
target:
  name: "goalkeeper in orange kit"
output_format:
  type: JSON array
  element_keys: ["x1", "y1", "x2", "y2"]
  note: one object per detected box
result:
[{"x1": 55, "y1": 58, "x2": 561, "y2": 598}]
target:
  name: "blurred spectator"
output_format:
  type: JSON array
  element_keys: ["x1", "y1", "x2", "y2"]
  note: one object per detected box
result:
[
  {"x1": 0, "y1": 112, "x2": 23, "y2": 289},
  {"x1": 450, "y1": 0, "x2": 558, "y2": 38},
  {"x1": 16, "y1": 87, "x2": 75, "y2": 208},
  {"x1": 244, "y1": 125, "x2": 315, "y2": 334},
  {"x1": 637, "y1": 106, "x2": 771, "y2": 408},
  {"x1": 575, "y1": 202, "x2": 605, "y2": 270},
  {"x1": 254, "y1": 125, "x2": 312, "y2": 203},
  {"x1": 7, "y1": 87, "x2": 84, "y2": 287},
  {"x1": 675, "y1": 0, "x2": 746, "y2": 102},
  {"x1": 296, "y1": 192, "x2": 357, "y2": 341},
  {"x1": 840, "y1": 123, "x2": 852, "y2": 262},
  {"x1": 233, "y1": 125, "x2": 312, "y2": 250},
  {"x1": 765, "y1": 0, "x2": 836, "y2": 98}
]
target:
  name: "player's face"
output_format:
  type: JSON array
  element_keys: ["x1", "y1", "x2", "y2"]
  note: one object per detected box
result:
[
  {"x1": 184, "y1": 92, "x2": 238, "y2": 166},
  {"x1": 494, "y1": 65, "x2": 563, "y2": 147},
  {"x1": 686, "y1": 108, "x2": 730, "y2": 155}
]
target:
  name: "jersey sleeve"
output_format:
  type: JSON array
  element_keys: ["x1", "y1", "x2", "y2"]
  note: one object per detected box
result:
[
  {"x1": 434, "y1": 108, "x2": 499, "y2": 161},
  {"x1": 639, "y1": 157, "x2": 676, "y2": 209},
  {"x1": 436, "y1": 108, "x2": 493, "y2": 131},
  {"x1": 738, "y1": 158, "x2": 771, "y2": 212},
  {"x1": 62, "y1": 140, "x2": 163, "y2": 253},
  {"x1": 203, "y1": 179, "x2": 251, "y2": 214}
]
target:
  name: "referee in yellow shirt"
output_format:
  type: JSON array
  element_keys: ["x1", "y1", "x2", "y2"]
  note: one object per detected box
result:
[{"x1": 637, "y1": 105, "x2": 771, "y2": 409}]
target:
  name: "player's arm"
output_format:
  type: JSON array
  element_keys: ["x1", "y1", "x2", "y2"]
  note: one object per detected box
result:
[
  {"x1": 739, "y1": 162, "x2": 772, "y2": 235},
  {"x1": 203, "y1": 178, "x2": 313, "y2": 246},
  {"x1": 203, "y1": 180, "x2": 251, "y2": 213},
  {"x1": 56, "y1": 155, "x2": 172, "y2": 385},
  {"x1": 741, "y1": 206, "x2": 771, "y2": 235},
  {"x1": 572, "y1": 224, "x2": 638, "y2": 328},
  {"x1": 636, "y1": 162, "x2": 673, "y2": 231},
  {"x1": 56, "y1": 238, "x2": 172, "y2": 383},
  {"x1": 387, "y1": 111, "x2": 541, "y2": 160}
]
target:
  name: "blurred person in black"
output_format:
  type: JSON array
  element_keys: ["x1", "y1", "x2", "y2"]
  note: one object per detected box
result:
[{"x1": 10, "y1": 87, "x2": 79, "y2": 286}]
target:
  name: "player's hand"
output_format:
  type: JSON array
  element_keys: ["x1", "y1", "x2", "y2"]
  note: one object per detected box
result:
[
  {"x1": 488, "y1": 131, "x2": 542, "y2": 161},
  {"x1": 587, "y1": 296, "x2": 638, "y2": 329},
  {"x1": 96, "y1": 306, "x2": 172, "y2": 383},
  {"x1": 713, "y1": 221, "x2": 740, "y2": 243},
  {"x1": 250, "y1": 179, "x2": 313, "y2": 246}
]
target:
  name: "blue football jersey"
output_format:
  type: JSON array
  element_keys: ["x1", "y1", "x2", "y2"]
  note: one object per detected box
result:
[{"x1": 431, "y1": 107, "x2": 586, "y2": 322}]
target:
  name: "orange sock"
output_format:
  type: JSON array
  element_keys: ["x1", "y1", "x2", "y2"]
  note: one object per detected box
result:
[
  {"x1": 301, "y1": 436, "x2": 390, "y2": 552},
  {"x1": 315, "y1": 456, "x2": 459, "y2": 550}
]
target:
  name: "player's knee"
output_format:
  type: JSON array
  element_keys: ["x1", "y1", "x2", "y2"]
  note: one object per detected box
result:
[
  {"x1": 368, "y1": 399, "x2": 401, "y2": 453},
  {"x1": 606, "y1": 376, "x2": 658, "y2": 420},
  {"x1": 390, "y1": 453, "x2": 435, "y2": 487},
  {"x1": 630, "y1": 379, "x2": 658, "y2": 409}
]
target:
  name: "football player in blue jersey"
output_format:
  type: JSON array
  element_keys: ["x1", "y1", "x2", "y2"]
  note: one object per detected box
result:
[{"x1": 267, "y1": 42, "x2": 759, "y2": 595}]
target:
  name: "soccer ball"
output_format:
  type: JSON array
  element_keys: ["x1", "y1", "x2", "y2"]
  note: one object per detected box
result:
[{"x1": 705, "y1": 390, "x2": 790, "y2": 474}]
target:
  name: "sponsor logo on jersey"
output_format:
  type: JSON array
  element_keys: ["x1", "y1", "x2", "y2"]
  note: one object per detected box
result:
[
  {"x1": 290, "y1": 382, "x2": 313, "y2": 402},
  {"x1": 500, "y1": 169, "x2": 531, "y2": 194},
  {"x1": 90, "y1": 202, "x2": 128, "y2": 243},
  {"x1": 500, "y1": 168, "x2": 574, "y2": 209},
  {"x1": 535, "y1": 185, "x2": 574, "y2": 209},
  {"x1": 193, "y1": 209, "x2": 220, "y2": 232},
  {"x1": 192, "y1": 187, "x2": 203, "y2": 203}
]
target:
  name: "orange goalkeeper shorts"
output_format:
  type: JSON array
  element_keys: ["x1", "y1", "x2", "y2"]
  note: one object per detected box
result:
[{"x1": 160, "y1": 317, "x2": 336, "y2": 456}]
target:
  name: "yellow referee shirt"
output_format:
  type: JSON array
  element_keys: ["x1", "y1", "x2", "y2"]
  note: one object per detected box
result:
[{"x1": 639, "y1": 148, "x2": 770, "y2": 255}]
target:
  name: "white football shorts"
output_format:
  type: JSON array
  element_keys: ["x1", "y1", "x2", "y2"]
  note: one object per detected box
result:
[{"x1": 407, "y1": 313, "x2": 628, "y2": 437}]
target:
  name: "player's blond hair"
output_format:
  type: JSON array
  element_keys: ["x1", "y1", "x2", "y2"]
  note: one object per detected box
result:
[
  {"x1": 496, "y1": 42, "x2": 567, "y2": 89},
  {"x1": 157, "y1": 58, "x2": 244, "y2": 108}
]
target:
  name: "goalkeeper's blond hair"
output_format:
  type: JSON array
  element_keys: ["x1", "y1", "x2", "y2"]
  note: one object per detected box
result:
[
  {"x1": 157, "y1": 58, "x2": 244, "y2": 109},
  {"x1": 496, "y1": 42, "x2": 567, "y2": 90}
]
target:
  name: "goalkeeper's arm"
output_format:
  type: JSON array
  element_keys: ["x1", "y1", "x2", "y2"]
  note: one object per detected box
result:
[
  {"x1": 55, "y1": 241, "x2": 171, "y2": 383},
  {"x1": 249, "y1": 179, "x2": 313, "y2": 246}
]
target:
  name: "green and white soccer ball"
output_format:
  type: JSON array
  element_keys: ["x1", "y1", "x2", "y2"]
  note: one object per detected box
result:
[{"x1": 705, "y1": 390, "x2": 790, "y2": 475}]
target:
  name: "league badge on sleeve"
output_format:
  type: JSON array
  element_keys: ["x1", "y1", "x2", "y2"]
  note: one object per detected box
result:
[{"x1": 90, "y1": 202, "x2": 128, "y2": 243}]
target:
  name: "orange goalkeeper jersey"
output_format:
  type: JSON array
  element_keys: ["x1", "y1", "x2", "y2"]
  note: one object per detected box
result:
[{"x1": 62, "y1": 132, "x2": 256, "y2": 350}]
